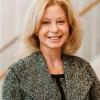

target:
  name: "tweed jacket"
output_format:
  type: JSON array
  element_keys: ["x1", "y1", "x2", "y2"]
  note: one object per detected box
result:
[{"x1": 2, "y1": 51, "x2": 100, "y2": 100}]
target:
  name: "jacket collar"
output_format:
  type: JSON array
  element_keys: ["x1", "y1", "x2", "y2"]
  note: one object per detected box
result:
[{"x1": 19, "y1": 51, "x2": 93, "y2": 100}]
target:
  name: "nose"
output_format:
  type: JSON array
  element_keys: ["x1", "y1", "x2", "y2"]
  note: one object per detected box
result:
[{"x1": 51, "y1": 23, "x2": 58, "y2": 33}]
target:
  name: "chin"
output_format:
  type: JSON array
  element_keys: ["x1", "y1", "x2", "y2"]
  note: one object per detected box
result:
[{"x1": 48, "y1": 44, "x2": 63, "y2": 49}]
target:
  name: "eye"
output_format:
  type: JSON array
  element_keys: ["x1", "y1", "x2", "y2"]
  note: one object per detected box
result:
[
  {"x1": 57, "y1": 20, "x2": 65, "y2": 24},
  {"x1": 41, "y1": 21, "x2": 50, "y2": 25}
]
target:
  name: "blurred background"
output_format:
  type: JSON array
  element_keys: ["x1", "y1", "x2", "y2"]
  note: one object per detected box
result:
[{"x1": 0, "y1": 0, "x2": 100, "y2": 98}]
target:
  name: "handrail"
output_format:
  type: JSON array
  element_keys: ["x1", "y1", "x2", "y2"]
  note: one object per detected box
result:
[
  {"x1": 79, "y1": 0, "x2": 100, "y2": 16},
  {"x1": 0, "y1": 70, "x2": 6, "y2": 80},
  {"x1": 0, "y1": 36, "x2": 19, "y2": 53}
]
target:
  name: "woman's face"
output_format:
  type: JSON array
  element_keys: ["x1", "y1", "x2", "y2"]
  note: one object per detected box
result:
[{"x1": 37, "y1": 5, "x2": 69, "y2": 50}]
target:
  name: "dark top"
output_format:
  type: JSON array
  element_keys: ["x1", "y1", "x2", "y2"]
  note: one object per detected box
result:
[{"x1": 51, "y1": 74, "x2": 66, "y2": 100}]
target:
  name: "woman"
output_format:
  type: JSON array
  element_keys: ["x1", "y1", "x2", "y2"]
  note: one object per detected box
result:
[{"x1": 2, "y1": 0, "x2": 100, "y2": 100}]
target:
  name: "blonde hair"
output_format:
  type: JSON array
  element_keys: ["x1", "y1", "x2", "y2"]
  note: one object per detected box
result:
[{"x1": 19, "y1": 0, "x2": 83, "y2": 57}]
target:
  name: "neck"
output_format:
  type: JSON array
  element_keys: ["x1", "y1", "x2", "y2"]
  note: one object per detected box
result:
[
  {"x1": 40, "y1": 46, "x2": 62, "y2": 62},
  {"x1": 40, "y1": 46, "x2": 64, "y2": 74}
]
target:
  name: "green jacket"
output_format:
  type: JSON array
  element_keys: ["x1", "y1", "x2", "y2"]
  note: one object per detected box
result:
[{"x1": 2, "y1": 51, "x2": 100, "y2": 100}]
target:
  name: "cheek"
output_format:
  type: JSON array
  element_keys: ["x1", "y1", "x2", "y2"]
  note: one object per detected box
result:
[
  {"x1": 38, "y1": 27, "x2": 49, "y2": 38},
  {"x1": 39, "y1": 26, "x2": 49, "y2": 33},
  {"x1": 62, "y1": 25, "x2": 69, "y2": 35}
]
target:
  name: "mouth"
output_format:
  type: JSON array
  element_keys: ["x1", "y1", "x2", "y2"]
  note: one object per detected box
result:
[{"x1": 48, "y1": 36, "x2": 62, "y2": 40}]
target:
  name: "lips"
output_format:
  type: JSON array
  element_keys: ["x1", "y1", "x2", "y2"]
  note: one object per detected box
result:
[{"x1": 48, "y1": 36, "x2": 62, "y2": 40}]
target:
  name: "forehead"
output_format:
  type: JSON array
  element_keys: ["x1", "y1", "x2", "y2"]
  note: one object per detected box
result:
[{"x1": 42, "y1": 4, "x2": 67, "y2": 19}]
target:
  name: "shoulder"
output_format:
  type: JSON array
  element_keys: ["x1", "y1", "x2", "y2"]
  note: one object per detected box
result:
[
  {"x1": 63, "y1": 53, "x2": 91, "y2": 66},
  {"x1": 10, "y1": 52, "x2": 39, "y2": 68},
  {"x1": 63, "y1": 54, "x2": 94, "y2": 76},
  {"x1": 6, "y1": 52, "x2": 41, "y2": 78}
]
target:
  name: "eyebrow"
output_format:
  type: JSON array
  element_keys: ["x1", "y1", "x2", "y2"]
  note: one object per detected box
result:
[{"x1": 42, "y1": 16, "x2": 67, "y2": 20}]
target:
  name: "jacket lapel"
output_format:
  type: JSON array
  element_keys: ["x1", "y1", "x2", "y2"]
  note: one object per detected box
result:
[
  {"x1": 63, "y1": 54, "x2": 93, "y2": 100},
  {"x1": 19, "y1": 52, "x2": 60, "y2": 99}
]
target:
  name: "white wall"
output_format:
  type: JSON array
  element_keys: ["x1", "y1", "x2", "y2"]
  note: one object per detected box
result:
[{"x1": 71, "y1": 0, "x2": 100, "y2": 61}]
